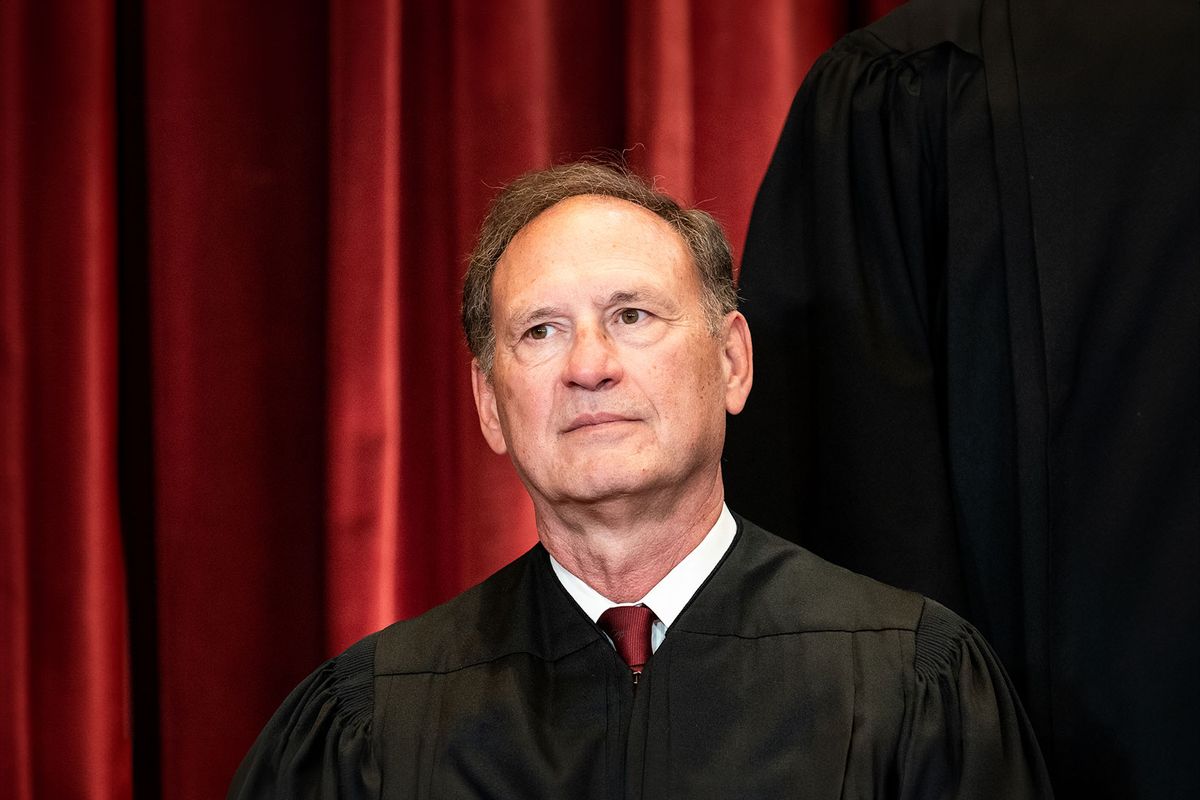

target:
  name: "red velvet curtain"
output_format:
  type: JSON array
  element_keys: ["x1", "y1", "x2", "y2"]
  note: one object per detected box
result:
[{"x1": 1, "y1": 1, "x2": 898, "y2": 797}]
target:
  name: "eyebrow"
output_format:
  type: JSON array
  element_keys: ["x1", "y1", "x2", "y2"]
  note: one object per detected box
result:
[
  {"x1": 507, "y1": 289, "x2": 679, "y2": 333},
  {"x1": 606, "y1": 290, "x2": 645, "y2": 307},
  {"x1": 510, "y1": 306, "x2": 562, "y2": 333},
  {"x1": 607, "y1": 288, "x2": 679, "y2": 313}
]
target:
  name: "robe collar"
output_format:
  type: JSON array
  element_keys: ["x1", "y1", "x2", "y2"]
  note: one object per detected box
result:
[{"x1": 546, "y1": 504, "x2": 737, "y2": 634}]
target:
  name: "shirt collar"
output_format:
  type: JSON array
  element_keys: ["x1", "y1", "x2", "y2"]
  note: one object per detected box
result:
[{"x1": 548, "y1": 503, "x2": 737, "y2": 629}]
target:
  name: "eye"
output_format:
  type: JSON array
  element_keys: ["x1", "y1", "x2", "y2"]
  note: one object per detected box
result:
[
  {"x1": 526, "y1": 323, "x2": 552, "y2": 340},
  {"x1": 617, "y1": 308, "x2": 646, "y2": 325}
]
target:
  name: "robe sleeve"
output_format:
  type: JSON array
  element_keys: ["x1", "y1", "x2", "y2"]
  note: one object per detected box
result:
[
  {"x1": 228, "y1": 634, "x2": 379, "y2": 800},
  {"x1": 899, "y1": 599, "x2": 1053, "y2": 799}
]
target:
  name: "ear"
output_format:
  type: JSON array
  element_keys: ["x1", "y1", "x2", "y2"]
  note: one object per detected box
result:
[
  {"x1": 720, "y1": 311, "x2": 753, "y2": 415},
  {"x1": 471, "y1": 360, "x2": 509, "y2": 455}
]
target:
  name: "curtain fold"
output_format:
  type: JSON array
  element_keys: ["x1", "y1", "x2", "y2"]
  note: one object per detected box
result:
[
  {"x1": 1, "y1": 1, "x2": 131, "y2": 797},
  {"x1": 1, "y1": 2, "x2": 886, "y2": 797},
  {"x1": 326, "y1": 0, "x2": 404, "y2": 655},
  {"x1": 143, "y1": 2, "x2": 332, "y2": 793}
]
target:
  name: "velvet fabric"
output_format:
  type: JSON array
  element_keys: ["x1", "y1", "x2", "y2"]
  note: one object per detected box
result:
[{"x1": 1, "y1": 1, "x2": 902, "y2": 797}]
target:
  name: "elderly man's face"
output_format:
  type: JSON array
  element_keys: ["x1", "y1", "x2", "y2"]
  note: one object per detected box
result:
[{"x1": 472, "y1": 195, "x2": 751, "y2": 509}]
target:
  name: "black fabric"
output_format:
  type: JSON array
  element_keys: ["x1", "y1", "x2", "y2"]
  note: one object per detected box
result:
[
  {"x1": 228, "y1": 516, "x2": 1051, "y2": 798},
  {"x1": 723, "y1": 1, "x2": 1200, "y2": 797}
]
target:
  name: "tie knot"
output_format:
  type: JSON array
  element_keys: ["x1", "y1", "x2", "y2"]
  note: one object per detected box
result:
[{"x1": 598, "y1": 605, "x2": 656, "y2": 673}]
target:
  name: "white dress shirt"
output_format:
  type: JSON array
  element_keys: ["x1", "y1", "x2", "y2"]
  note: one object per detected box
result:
[{"x1": 548, "y1": 504, "x2": 737, "y2": 652}]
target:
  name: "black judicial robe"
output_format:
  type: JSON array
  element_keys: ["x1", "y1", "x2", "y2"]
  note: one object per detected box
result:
[
  {"x1": 228, "y1": 517, "x2": 1051, "y2": 798},
  {"x1": 722, "y1": 1, "x2": 1199, "y2": 798}
]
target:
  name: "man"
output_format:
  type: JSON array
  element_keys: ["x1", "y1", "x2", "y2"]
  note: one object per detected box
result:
[{"x1": 229, "y1": 162, "x2": 1051, "y2": 798}]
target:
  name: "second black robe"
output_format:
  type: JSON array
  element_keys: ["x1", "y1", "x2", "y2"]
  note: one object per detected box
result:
[{"x1": 724, "y1": 1, "x2": 1200, "y2": 796}]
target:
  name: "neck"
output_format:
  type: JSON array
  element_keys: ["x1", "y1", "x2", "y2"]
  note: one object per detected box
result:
[{"x1": 534, "y1": 469, "x2": 726, "y2": 602}]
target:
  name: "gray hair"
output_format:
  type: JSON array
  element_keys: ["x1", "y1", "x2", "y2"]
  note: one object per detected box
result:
[{"x1": 462, "y1": 161, "x2": 738, "y2": 374}]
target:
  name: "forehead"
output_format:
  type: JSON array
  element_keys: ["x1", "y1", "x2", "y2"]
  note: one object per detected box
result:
[{"x1": 492, "y1": 195, "x2": 696, "y2": 312}]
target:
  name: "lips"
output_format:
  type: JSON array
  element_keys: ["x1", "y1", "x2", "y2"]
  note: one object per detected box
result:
[{"x1": 563, "y1": 412, "x2": 636, "y2": 432}]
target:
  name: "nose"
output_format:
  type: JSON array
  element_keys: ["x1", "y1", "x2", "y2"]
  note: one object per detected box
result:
[{"x1": 562, "y1": 323, "x2": 623, "y2": 391}]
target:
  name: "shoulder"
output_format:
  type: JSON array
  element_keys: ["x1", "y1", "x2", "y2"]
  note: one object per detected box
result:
[
  {"x1": 681, "y1": 515, "x2": 927, "y2": 635},
  {"x1": 727, "y1": 517, "x2": 1012, "y2": 682},
  {"x1": 797, "y1": 0, "x2": 983, "y2": 105},
  {"x1": 369, "y1": 546, "x2": 536, "y2": 674},
  {"x1": 849, "y1": 0, "x2": 982, "y2": 57},
  {"x1": 323, "y1": 630, "x2": 378, "y2": 727},
  {"x1": 895, "y1": 597, "x2": 1054, "y2": 794},
  {"x1": 230, "y1": 547, "x2": 559, "y2": 796},
  {"x1": 370, "y1": 544, "x2": 594, "y2": 676},
  {"x1": 228, "y1": 634, "x2": 381, "y2": 797},
  {"x1": 722, "y1": 519, "x2": 1011, "y2": 674},
  {"x1": 910, "y1": 595, "x2": 987, "y2": 680}
]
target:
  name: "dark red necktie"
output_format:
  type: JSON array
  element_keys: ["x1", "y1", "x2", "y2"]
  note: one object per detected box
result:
[{"x1": 598, "y1": 605, "x2": 656, "y2": 675}]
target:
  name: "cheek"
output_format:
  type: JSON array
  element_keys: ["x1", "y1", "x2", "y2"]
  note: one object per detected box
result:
[
  {"x1": 645, "y1": 351, "x2": 718, "y2": 421},
  {"x1": 497, "y1": 379, "x2": 555, "y2": 441},
  {"x1": 673, "y1": 339, "x2": 722, "y2": 390},
  {"x1": 679, "y1": 347, "x2": 727, "y2": 424}
]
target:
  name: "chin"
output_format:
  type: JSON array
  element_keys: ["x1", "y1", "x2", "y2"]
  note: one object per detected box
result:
[
  {"x1": 554, "y1": 465, "x2": 673, "y2": 505},
  {"x1": 554, "y1": 480, "x2": 638, "y2": 504}
]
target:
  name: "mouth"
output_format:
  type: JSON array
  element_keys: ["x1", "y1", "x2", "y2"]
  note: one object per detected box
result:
[{"x1": 563, "y1": 413, "x2": 636, "y2": 433}]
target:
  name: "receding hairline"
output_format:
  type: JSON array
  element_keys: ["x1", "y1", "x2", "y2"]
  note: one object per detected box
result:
[
  {"x1": 496, "y1": 193, "x2": 700, "y2": 266},
  {"x1": 500, "y1": 192, "x2": 691, "y2": 255}
]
